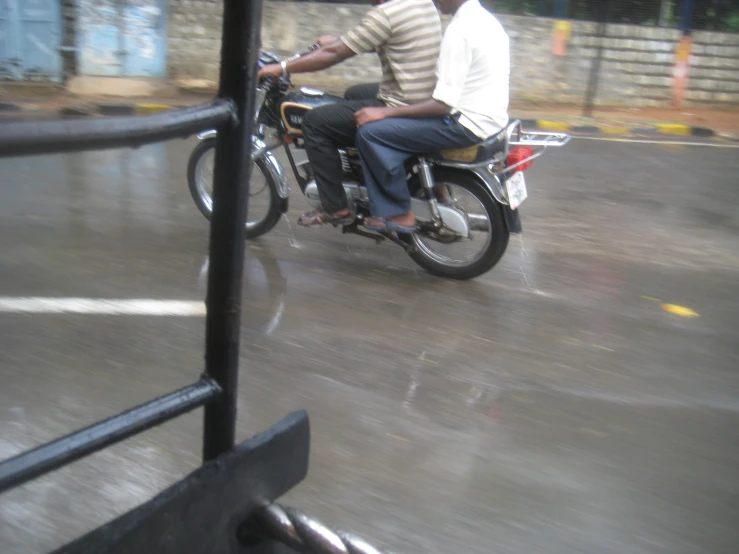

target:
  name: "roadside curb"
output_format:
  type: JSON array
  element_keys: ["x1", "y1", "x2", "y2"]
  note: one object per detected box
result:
[
  {"x1": 0, "y1": 101, "x2": 23, "y2": 112},
  {"x1": 0, "y1": 100, "x2": 184, "y2": 118},
  {"x1": 58, "y1": 102, "x2": 182, "y2": 117},
  {"x1": 516, "y1": 118, "x2": 719, "y2": 138},
  {"x1": 2, "y1": 100, "x2": 735, "y2": 140}
]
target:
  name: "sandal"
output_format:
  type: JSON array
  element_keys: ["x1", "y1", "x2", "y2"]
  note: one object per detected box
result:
[
  {"x1": 364, "y1": 216, "x2": 416, "y2": 234},
  {"x1": 298, "y1": 208, "x2": 354, "y2": 227}
]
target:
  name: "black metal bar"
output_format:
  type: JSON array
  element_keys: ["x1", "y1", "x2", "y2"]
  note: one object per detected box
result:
[
  {"x1": 52, "y1": 411, "x2": 310, "y2": 554},
  {"x1": 202, "y1": 0, "x2": 264, "y2": 461},
  {"x1": 0, "y1": 379, "x2": 221, "y2": 494},
  {"x1": 0, "y1": 99, "x2": 235, "y2": 159},
  {"x1": 583, "y1": 0, "x2": 613, "y2": 117}
]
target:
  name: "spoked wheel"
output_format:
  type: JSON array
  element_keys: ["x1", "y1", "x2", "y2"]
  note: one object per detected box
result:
[
  {"x1": 187, "y1": 138, "x2": 283, "y2": 239},
  {"x1": 402, "y1": 172, "x2": 509, "y2": 280}
]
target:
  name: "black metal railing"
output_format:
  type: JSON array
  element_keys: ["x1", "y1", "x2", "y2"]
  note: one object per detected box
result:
[
  {"x1": 0, "y1": 379, "x2": 221, "y2": 494},
  {"x1": 0, "y1": 0, "x2": 396, "y2": 550},
  {"x1": 0, "y1": 99, "x2": 234, "y2": 158},
  {"x1": 0, "y1": 0, "x2": 262, "y2": 484},
  {"x1": 0, "y1": 0, "x2": 392, "y2": 551}
]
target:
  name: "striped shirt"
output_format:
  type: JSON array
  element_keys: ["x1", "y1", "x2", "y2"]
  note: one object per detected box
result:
[{"x1": 341, "y1": 0, "x2": 442, "y2": 107}]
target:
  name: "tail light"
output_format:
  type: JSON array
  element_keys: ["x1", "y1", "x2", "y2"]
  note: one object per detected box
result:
[{"x1": 506, "y1": 146, "x2": 535, "y2": 172}]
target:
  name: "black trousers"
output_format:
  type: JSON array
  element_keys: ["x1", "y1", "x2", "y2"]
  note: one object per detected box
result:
[{"x1": 302, "y1": 83, "x2": 383, "y2": 212}]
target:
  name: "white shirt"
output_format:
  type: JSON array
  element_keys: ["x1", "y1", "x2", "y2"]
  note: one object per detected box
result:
[{"x1": 432, "y1": 0, "x2": 510, "y2": 139}]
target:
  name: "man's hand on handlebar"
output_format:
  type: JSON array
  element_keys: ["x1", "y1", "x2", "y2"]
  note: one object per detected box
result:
[
  {"x1": 257, "y1": 43, "x2": 322, "y2": 84},
  {"x1": 257, "y1": 64, "x2": 282, "y2": 83}
]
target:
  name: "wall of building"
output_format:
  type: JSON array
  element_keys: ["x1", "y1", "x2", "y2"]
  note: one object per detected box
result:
[
  {"x1": 167, "y1": 0, "x2": 739, "y2": 107},
  {"x1": 62, "y1": 0, "x2": 77, "y2": 80}
]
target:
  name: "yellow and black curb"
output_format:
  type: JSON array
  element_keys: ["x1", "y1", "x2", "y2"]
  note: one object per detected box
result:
[
  {"x1": 1, "y1": 101, "x2": 735, "y2": 140},
  {"x1": 57, "y1": 102, "x2": 181, "y2": 117},
  {"x1": 52, "y1": 104, "x2": 736, "y2": 140},
  {"x1": 518, "y1": 118, "x2": 724, "y2": 139}
]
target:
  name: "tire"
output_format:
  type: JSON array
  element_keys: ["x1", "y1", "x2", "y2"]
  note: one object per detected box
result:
[
  {"x1": 186, "y1": 138, "x2": 283, "y2": 239},
  {"x1": 401, "y1": 171, "x2": 509, "y2": 280}
]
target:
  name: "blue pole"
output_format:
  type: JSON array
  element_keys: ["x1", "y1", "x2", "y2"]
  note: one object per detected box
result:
[
  {"x1": 681, "y1": 0, "x2": 694, "y2": 34},
  {"x1": 555, "y1": 0, "x2": 567, "y2": 18}
]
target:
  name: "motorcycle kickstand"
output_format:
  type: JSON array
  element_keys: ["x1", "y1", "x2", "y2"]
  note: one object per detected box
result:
[
  {"x1": 342, "y1": 223, "x2": 416, "y2": 253},
  {"x1": 377, "y1": 230, "x2": 416, "y2": 254},
  {"x1": 342, "y1": 223, "x2": 386, "y2": 245}
]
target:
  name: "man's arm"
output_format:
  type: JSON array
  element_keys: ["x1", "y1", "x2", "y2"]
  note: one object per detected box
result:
[
  {"x1": 355, "y1": 100, "x2": 451, "y2": 127},
  {"x1": 258, "y1": 7, "x2": 391, "y2": 81},
  {"x1": 356, "y1": 30, "x2": 472, "y2": 126},
  {"x1": 258, "y1": 41, "x2": 355, "y2": 80}
]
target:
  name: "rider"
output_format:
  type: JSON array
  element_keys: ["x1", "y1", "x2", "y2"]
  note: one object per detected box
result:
[
  {"x1": 257, "y1": 0, "x2": 442, "y2": 227},
  {"x1": 354, "y1": 0, "x2": 510, "y2": 233}
]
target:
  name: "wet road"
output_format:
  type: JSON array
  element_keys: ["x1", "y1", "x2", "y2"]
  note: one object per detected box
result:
[{"x1": 1, "y1": 136, "x2": 738, "y2": 553}]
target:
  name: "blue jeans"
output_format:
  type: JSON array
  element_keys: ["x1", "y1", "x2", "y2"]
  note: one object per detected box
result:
[{"x1": 355, "y1": 115, "x2": 478, "y2": 218}]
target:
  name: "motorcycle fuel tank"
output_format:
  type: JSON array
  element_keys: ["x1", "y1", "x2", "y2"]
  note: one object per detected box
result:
[{"x1": 278, "y1": 87, "x2": 342, "y2": 136}]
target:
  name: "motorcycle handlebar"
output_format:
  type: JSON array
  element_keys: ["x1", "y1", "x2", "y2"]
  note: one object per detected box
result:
[
  {"x1": 259, "y1": 74, "x2": 278, "y2": 89},
  {"x1": 293, "y1": 43, "x2": 321, "y2": 58},
  {"x1": 258, "y1": 43, "x2": 320, "y2": 88}
]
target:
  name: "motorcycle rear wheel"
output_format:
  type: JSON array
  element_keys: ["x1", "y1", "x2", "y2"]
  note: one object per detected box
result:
[
  {"x1": 187, "y1": 138, "x2": 283, "y2": 239},
  {"x1": 401, "y1": 172, "x2": 509, "y2": 280}
]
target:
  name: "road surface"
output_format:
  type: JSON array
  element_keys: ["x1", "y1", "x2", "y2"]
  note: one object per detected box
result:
[{"x1": 1, "y1": 135, "x2": 738, "y2": 554}]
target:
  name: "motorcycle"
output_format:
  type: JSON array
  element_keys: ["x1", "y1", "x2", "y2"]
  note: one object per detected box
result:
[{"x1": 187, "y1": 46, "x2": 570, "y2": 280}]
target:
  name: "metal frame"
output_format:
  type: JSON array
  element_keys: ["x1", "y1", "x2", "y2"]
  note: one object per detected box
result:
[
  {"x1": 0, "y1": 0, "x2": 262, "y2": 490},
  {"x1": 434, "y1": 120, "x2": 571, "y2": 174},
  {"x1": 0, "y1": 1, "x2": 396, "y2": 551},
  {"x1": 0, "y1": 0, "x2": 393, "y2": 552}
]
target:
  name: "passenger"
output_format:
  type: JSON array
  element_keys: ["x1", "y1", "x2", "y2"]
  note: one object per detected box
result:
[{"x1": 354, "y1": 0, "x2": 510, "y2": 233}]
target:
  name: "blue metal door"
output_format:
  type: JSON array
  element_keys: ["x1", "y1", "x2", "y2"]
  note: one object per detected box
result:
[
  {"x1": 78, "y1": 0, "x2": 166, "y2": 78},
  {"x1": 78, "y1": 1, "x2": 122, "y2": 76},
  {"x1": 122, "y1": 2, "x2": 167, "y2": 76},
  {"x1": 0, "y1": 0, "x2": 61, "y2": 81}
]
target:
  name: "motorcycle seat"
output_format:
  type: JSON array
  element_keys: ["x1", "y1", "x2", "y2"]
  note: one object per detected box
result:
[{"x1": 433, "y1": 127, "x2": 508, "y2": 164}]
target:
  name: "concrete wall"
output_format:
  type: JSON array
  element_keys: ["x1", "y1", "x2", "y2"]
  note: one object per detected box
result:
[
  {"x1": 168, "y1": 0, "x2": 379, "y2": 92},
  {"x1": 167, "y1": 0, "x2": 739, "y2": 107},
  {"x1": 62, "y1": 0, "x2": 78, "y2": 80}
]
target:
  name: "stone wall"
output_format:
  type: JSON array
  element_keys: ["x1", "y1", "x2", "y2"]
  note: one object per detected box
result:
[
  {"x1": 167, "y1": 0, "x2": 739, "y2": 107},
  {"x1": 561, "y1": 23, "x2": 739, "y2": 107},
  {"x1": 168, "y1": 0, "x2": 383, "y2": 91}
]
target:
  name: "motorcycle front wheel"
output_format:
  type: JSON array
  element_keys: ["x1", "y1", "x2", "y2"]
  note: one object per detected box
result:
[
  {"x1": 401, "y1": 172, "x2": 509, "y2": 280},
  {"x1": 187, "y1": 138, "x2": 283, "y2": 239}
]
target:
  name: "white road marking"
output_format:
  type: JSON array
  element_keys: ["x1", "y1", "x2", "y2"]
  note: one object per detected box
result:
[
  {"x1": 0, "y1": 298, "x2": 206, "y2": 316},
  {"x1": 573, "y1": 136, "x2": 739, "y2": 148}
]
